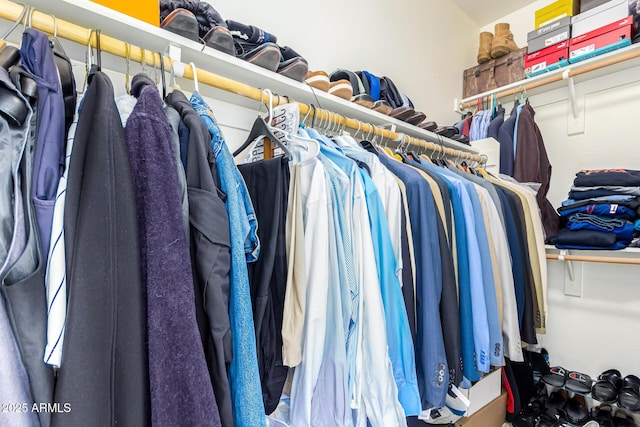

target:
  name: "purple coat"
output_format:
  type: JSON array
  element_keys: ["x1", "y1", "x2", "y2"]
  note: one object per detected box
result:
[{"x1": 126, "y1": 75, "x2": 221, "y2": 427}]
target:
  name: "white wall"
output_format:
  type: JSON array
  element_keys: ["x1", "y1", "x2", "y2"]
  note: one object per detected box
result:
[
  {"x1": 208, "y1": 0, "x2": 480, "y2": 126},
  {"x1": 483, "y1": 3, "x2": 640, "y2": 379},
  {"x1": 481, "y1": 0, "x2": 559, "y2": 48}
]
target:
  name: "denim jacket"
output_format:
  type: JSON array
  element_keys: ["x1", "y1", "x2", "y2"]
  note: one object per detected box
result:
[{"x1": 191, "y1": 93, "x2": 266, "y2": 427}]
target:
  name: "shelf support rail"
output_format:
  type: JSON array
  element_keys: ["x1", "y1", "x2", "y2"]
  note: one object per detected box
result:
[
  {"x1": 547, "y1": 253, "x2": 640, "y2": 265},
  {"x1": 0, "y1": 0, "x2": 482, "y2": 163}
]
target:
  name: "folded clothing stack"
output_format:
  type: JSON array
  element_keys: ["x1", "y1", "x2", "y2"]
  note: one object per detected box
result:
[{"x1": 551, "y1": 169, "x2": 640, "y2": 250}]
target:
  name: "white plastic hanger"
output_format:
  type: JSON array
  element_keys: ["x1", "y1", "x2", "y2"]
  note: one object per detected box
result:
[{"x1": 189, "y1": 61, "x2": 199, "y2": 93}]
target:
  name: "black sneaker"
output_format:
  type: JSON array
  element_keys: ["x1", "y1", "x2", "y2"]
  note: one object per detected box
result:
[{"x1": 160, "y1": 8, "x2": 199, "y2": 42}]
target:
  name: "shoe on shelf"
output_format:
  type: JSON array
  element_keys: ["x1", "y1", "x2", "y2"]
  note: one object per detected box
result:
[
  {"x1": 477, "y1": 31, "x2": 493, "y2": 64},
  {"x1": 160, "y1": 8, "x2": 200, "y2": 42},
  {"x1": 202, "y1": 26, "x2": 235, "y2": 55},
  {"x1": 305, "y1": 70, "x2": 330, "y2": 92},
  {"x1": 234, "y1": 41, "x2": 281, "y2": 71},
  {"x1": 160, "y1": 0, "x2": 234, "y2": 54},
  {"x1": 277, "y1": 46, "x2": 308, "y2": 82},
  {"x1": 328, "y1": 79, "x2": 353, "y2": 100},
  {"x1": 226, "y1": 19, "x2": 278, "y2": 45},
  {"x1": 491, "y1": 23, "x2": 519, "y2": 58},
  {"x1": 371, "y1": 99, "x2": 392, "y2": 115}
]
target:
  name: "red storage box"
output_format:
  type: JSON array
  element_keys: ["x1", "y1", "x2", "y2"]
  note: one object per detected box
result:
[
  {"x1": 525, "y1": 40, "x2": 570, "y2": 74},
  {"x1": 569, "y1": 16, "x2": 634, "y2": 60}
]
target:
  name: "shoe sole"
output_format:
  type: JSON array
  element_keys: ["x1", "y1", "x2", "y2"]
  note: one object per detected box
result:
[
  {"x1": 329, "y1": 81, "x2": 353, "y2": 100},
  {"x1": 406, "y1": 112, "x2": 426, "y2": 125},
  {"x1": 372, "y1": 101, "x2": 392, "y2": 115},
  {"x1": 243, "y1": 44, "x2": 280, "y2": 71},
  {"x1": 352, "y1": 94, "x2": 374, "y2": 109},
  {"x1": 161, "y1": 10, "x2": 199, "y2": 42},
  {"x1": 305, "y1": 74, "x2": 330, "y2": 92},
  {"x1": 278, "y1": 58, "x2": 309, "y2": 82},
  {"x1": 205, "y1": 27, "x2": 235, "y2": 55}
]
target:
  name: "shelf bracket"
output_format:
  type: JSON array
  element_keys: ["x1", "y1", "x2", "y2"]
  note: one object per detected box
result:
[
  {"x1": 559, "y1": 250, "x2": 583, "y2": 297},
  {"x1": 563, "y1": 70, "x2": 578, "y2": 119},
  {"x1": 563, "y1": 69, "x2": 586, "y2": 135}
]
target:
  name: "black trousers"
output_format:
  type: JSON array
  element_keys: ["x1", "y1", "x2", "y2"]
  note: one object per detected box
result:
[{"x1": 238, "y1": 156, "x2": 290, "y2": 414}]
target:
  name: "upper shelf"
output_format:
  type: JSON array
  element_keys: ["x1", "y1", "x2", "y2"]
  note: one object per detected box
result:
[
  {"x1": 458, "y1": 42, "x2": 640, "y2": 109},
  {"x1": 6, "y1": 0, "x2": 478, "y2": 154}
]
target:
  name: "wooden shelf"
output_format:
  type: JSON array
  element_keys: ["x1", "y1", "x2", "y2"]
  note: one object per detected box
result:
[{"x1": 4, "y1": 0, "x2": 478, "y2": 155}]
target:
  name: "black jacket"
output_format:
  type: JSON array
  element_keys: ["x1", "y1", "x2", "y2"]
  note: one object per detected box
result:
[
  {"x1": 53, "y1": 72, "x2": 150, "y2": 426},
  {"x1": 166, "y1": 90, "x2": 234, "y2": 427}
]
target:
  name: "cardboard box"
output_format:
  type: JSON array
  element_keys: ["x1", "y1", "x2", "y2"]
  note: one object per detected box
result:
[
  {"x1": 91, "y1": 0, "x2": 160, "y2": 26},
  {"x1": 535, "y1": 0, "x2": 580, "y2": 28},
  {"x1": 572, "y1": 0, "x2": 629, "y2": 36},
  {"x1": 581, "y1": 0, "x2": 614, "y2": 12},
  {"x1": 455, "y1": 392, "x2": 507, "y2": 427},
  {"x1": 460, "y1": 368, "x2": 502, "y2": 417},
  {"x1": 569, "y1": 15, "x2": 634, "y2": 62},
  {"x1": 525, "y1": 40, "x2": 570, "y2": 76},
  {"x1": 527, "y1": 16, "x2": 572, "y2": 53}
]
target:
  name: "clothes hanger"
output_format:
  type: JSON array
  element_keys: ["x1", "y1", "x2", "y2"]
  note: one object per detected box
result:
[
  {"x1": 189, "y1": 62, "x2": 199, "y2": 93},
  {"x1": 0, "y1": 5, "x2": 28, "y2": 70},
  {"x1": 234, "y1": 88, "x2": 293, "y2": 160},
  {"x1": 159, "y1": 53, "x2": 167, "y2": 100},
  {"x1": 124, "y1": 42, "x2": 131, "y2": 94},
  {"x1": 87, "y1": 29, "x2": 102, "y2": 85}
]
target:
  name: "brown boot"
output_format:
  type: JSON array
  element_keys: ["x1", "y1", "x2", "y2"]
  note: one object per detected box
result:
[
  {"x1": 477, "y1": 32, "x2": 493, "y2": 64},
  {"x1": 491, "y1": 23, "x2": 519, "y2": 58}
]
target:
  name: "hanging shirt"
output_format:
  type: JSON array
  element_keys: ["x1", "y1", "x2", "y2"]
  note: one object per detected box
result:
[
  {"x1": 191, "y1": 93, "x2": 266, "y2": 427},
  {"x1": 497, "y1": 102, "x2": 519, "y2": 176},
  {"x1": 337, "y1": 136, "x2": 404, "y2": 282},
  {"x1": 287, "y1": 151, "x2": 351, "y2": 427},
  {"x1": 305, "y1": 130, "x2": 406, "y2": 425},
  {"x1": 512, "y1": 103, "x2": 525, "y2": 160},
  {"x1": 43, "y1": 98, "x2": 81, "y2": 368}
]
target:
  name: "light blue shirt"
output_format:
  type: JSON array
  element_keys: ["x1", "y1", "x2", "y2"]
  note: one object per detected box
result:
[
  {"x1": 356, "y1": 164, "x2": 422, "y2": 416},
  {"x1": 303, "y1": 128, "x2": 359, "y2": 403},
  {"x1": 190, "y1": 93, "x2": 266, "y2": 427},
  {"x1": 513, "y1": 103, "x2": 525, "y2": 160}
]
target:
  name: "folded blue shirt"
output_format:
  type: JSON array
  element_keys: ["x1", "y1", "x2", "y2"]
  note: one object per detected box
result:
[
  {"x1": 559, "y1": 203, "x2": 637, "y2": 219},
  {"x1": 566, "y1": 215, "x2": 636, "y2": 241},
  {"x1": 562, "y1": 195, "x2": 636, "y2": 206}
]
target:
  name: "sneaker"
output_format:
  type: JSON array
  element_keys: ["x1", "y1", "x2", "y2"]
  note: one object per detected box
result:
[
  {"x1": 203, "y1": 26, "x2": 235, "y2": 55},
  {"x1": 277, "y1": 46, "x2": 308, "y2": 82},
  {"x1": 328, "y1": 80, "x2": 353, "y2": 100},
  {"x1": 160, "y1": 8, "x2": 199, "y2": 42},
  {"x1": 235, "y1": 40, "x2": 281, "y2": 71},
  {"x1": 305, "y1": 70, "x2": 330, "y2": 92}
]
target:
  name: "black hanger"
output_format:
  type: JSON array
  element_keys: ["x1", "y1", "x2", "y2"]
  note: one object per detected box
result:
[
  {"x1": 159, "y1": 52, "x2": 167, "y2": 100},
  {"x1": 50, "y1": 32, "x2": 77, "y2": 136},
  {"x1": 231, "y1": 92, "x2": 293, "y2": 160},
  {"x1": 360, "y1": 139, "x2": 378, "y2": 154}
]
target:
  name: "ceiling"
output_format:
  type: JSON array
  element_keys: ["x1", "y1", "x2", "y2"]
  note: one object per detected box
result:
[{"x1": 452, "y1": 0, "x2": 537, "y2": 26}]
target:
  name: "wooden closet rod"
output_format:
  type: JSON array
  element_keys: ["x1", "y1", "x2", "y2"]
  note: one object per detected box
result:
[
  {"x1": 0, "y1": 0, "x2": 483, "y2": 163},
  {"x1": 460, "y1": 47, "x2": 640, "y2": 109},
  {"x1": 546, "y1": 253, "x2": 640, "y2": 265}
]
